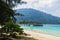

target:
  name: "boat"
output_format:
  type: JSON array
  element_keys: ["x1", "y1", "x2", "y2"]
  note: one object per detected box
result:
[{"x1": 33, "y1": 24, "x2": 43, "y2": 26}]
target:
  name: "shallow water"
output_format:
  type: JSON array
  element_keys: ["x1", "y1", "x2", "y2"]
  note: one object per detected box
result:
[{"x1": 20, "y1": 24, "x2": 60, "y2": 37}]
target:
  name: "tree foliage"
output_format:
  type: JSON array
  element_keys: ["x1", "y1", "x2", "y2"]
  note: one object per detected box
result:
[
  {"x1": 0, "y1": 0, "x2": 26, "y2": 25},
  {"x1": 0, "y1": 0, "x2": 26, "y2": 36},
  {"x1": 1, "y1": 21, "x2": 23, "y2": 35},
  {"x1": 0, "y1": 0, "x2": 14, "y2": 25},
  {"x1": 3, "y1": 0, "x2": 27, "y2": 8}
]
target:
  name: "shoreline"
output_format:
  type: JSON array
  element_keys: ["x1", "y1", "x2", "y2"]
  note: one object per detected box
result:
[{"x1": 24, "y1": 30, "x2": 60, "y2": 40}]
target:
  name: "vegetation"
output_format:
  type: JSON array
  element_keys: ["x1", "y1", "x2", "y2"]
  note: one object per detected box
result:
[
  {"x1": 1, "y1": 21, "x2": 23, "y2": 37},
  {"x1": 19, "y1": 20, "x2": 26, "y2": 24},
  {"x1": 0, "y1": 0, "x2": 37, "y2": 40},
  {"x1": 0, "y1": 0, "x2": 25, "y2": 37},
  {"x1": 0, "y1": 0, "x2": 26, "y2": 25}
]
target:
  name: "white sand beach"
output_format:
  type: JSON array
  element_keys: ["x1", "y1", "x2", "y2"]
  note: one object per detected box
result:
[{"x1": 24, "y1": 30, "x2": 60, "y2": 40}]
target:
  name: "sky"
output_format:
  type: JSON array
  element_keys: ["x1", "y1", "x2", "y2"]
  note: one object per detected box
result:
[{"x1": 13, "y1": 0, "x2": 60, "y2": 17}]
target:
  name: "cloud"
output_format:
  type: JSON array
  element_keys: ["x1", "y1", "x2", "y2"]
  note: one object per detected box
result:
[
  {"x1": 14, "y1": 0, "x2": 56, "y2": 9},
  {"x1": 13, "y1": 0, "x2": 60, "y2": 17},
  {"x1": 14, "y1": 0, "x2": 56, "y2": 10},
  {"x1": 52, "y1": 10, "x2": 60, "y2": 17}
]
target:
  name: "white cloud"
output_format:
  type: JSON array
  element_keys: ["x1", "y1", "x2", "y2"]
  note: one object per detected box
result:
[
  {"x1": 51, "y1": 10, "x2": 60, "y2": 17},
  {"x1": 13, "y1": 0, "x2": 60, "y2": 17},
  {"x1": 14, "y1": 0, "x2": 56, "y2": 9}
]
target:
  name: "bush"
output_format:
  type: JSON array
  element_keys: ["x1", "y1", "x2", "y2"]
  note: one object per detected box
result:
[{"x1": 1, "y1": 21, "x2": 23, "y2": 37}]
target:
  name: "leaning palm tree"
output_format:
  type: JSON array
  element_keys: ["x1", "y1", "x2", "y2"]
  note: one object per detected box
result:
[
  {"x1": 0, "y1": 0, "x2": 27, "y2": 37},
  {"x1": 0, "y1": 0, "x2": 26, "y2": 25}
]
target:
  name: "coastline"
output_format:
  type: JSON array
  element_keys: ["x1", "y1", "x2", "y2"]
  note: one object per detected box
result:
[{"x1": 24, "y1": 30, "x2": 60, "y2": 40}]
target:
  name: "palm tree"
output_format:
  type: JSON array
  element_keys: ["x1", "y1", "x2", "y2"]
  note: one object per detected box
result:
[
  {"x1": 0, "y1": 0, "x2": 26, "y2": 36},
  {"x1": 0, "y1": 0, "x2": 26, "y2": 25}
]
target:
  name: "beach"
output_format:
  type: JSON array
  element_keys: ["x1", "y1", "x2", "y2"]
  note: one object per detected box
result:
[{"x1": 24, "y1": 30, "x2": 60, "y2": 40}]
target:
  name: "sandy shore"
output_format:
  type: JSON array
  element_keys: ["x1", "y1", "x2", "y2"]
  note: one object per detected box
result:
[{"x1": 24, "y1": 30, "x2": 60, "y2": 40}]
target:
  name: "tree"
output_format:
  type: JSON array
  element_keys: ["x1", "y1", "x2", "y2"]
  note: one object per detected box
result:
[
  {"x1": 1, "y1": 21, "x2": 23, "y2": 37},
  {"x1": 3, "y1": 0, "x2": 27, "y2": 8},
  {"x1": 0, "y1": 0, "x2": 13, "y2": 25},
  {"x1": 0, "y1": 0, "x2": 27, "y2": 37},
  {"x1": 0, "y1": 0, "x2": 26, "y2": 25}
]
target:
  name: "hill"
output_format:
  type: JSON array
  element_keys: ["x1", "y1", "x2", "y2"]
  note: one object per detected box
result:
[{"x1": 15, "y1": 8, "x2": 60, "y2": 24}]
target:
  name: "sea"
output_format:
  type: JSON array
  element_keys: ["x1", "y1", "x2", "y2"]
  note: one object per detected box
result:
[{"x1": 19, "y1": 24, "x2": 60, "y2": 37}]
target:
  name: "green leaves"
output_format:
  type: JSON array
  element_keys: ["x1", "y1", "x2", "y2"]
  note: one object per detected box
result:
[
  {"x1": 0, "y1": 0, "x2": 15, "y2": 25},
  {"x1": 1, "y1": 21, "x2": 23, "y2": 35},
  {"x1": 5, "y1": 0, "x2": 27, "y2": 8},
  {"x1": 0, "y1": 0, "x2": 26, "y2": 25},
  {"x1": 0, "y1": 0, "x2": 25, "y2": 37}
]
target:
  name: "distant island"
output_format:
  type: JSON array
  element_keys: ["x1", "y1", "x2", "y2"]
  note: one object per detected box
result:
[
  {"x1": 16, "y1": 8, "x2": 60, "y2": 24},
  {"x1": 19, "y1": 21, "x2": 43, "y2": 26}
]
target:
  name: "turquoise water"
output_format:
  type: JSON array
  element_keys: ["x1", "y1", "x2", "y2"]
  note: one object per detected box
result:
[{"x1": 20, "y1": 24, "x2": 60, "y2": 37}]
